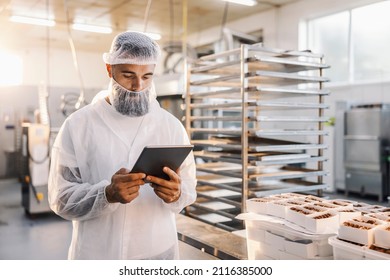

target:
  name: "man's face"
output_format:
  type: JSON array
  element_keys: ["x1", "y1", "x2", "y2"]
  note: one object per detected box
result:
[
  {"x1": 107, "y1": 64, "x2": 156, "y2": 117},
  {"x1": 107, "y1": 64, "x2": 155, "y2": 92}
]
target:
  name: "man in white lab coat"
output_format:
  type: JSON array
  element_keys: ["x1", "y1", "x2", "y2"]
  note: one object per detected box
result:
[{"x1": 48, "y1": 31, "x2": 197, "y2": 259}]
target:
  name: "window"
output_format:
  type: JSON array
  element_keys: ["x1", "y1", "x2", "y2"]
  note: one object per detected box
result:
[
  {"x1": 0, "y1": 51, "x2": 23, "y2": 86},
  {"x1": 306, "y1": 1, "x2": 390, "y2": 84},
  {"x1": 352, "y1": 2, "x2": 390, "y2": 81}
]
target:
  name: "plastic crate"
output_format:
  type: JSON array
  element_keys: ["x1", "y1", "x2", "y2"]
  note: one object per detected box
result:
[
  {"x1": 328, "y1": 236, "x2": 365, "y2": 260},
  {"x1": 237, "y1": 213, "x2": 334, "y2": 260}
]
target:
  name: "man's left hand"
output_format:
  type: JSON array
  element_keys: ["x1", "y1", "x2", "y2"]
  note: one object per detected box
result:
[{"x1": 146, "y1": 167, "x2": 181, "y2": 203}]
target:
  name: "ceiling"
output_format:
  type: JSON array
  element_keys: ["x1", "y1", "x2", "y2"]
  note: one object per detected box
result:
[{"x1": 0, "y1": 0, "x2": 299, "y2": 52}]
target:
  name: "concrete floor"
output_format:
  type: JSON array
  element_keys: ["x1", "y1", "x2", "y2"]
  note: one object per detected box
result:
[
  {"x1": 0, "y1": 178, "x2": 71, "y2": 260},
  {"x1": 0, "y1": 178, "x2": 388, "y2": 260},
  {"x1": 0, "y1": 178, "x2": 217, "y2": 260}
]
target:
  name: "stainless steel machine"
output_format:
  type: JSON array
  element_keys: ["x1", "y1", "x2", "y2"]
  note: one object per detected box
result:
[
  {"x1": 343, "y1": 104, "x2": 390, "y2": 201},
  {"x1": 20, "y1": 123, "x2": 52, "y2": 215}
]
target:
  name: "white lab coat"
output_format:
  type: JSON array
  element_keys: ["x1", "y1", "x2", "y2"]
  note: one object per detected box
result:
[{"x1": 48, "y1": 93, "x2": 197, "y2": 259}]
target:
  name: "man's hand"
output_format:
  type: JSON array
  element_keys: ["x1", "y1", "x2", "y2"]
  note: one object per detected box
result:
[
  {"x1": 146, "y1": 167, "x2": 181, "y2": 204},
  {"x1": 105, "y1": 168, "x2": 146, "y2": 204}
]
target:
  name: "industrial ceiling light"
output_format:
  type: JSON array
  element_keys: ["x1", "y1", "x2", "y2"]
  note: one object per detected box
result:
[
  {"x1": 221, "y1": 0, "x2": 257, "y2": 6},
  {"x1": 10, "y1": 15, "x2": 55, "y2": 27},
  {"x1": 72, "y1": 23, "x2": 112, "y2": 34}
]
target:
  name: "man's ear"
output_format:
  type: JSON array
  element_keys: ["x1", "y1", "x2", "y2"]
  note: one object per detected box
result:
[{"x1": 106, "y1": 64, "x2": 113, "y2": 78}]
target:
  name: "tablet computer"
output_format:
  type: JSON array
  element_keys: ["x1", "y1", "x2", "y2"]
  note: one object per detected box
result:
[{"x1": 131, "y1": 145, "x2": 194, "y2": 180}]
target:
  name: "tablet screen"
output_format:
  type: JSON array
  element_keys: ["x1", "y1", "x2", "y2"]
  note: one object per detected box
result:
[{"x1": 131, "y1": 145, "x2": 194, "y2": 180}]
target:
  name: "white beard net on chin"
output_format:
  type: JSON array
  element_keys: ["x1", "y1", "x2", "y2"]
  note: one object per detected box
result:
[{"x1": 109, "y1": 79, "x2": 150, "y2": 117}]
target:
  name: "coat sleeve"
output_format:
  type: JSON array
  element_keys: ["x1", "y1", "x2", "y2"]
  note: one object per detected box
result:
[{"x1": 48, "y1": 120, "x2": 118, "y2": 221}]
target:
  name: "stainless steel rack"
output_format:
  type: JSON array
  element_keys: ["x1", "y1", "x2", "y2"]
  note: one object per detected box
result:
[{"x1": 184, "y1": 44, "x2": 330, "y2": 231}]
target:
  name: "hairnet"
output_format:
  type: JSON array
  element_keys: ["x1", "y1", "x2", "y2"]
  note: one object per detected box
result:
[{"x1": 103, "y1": 31, "x2": 161, "y2": 65}]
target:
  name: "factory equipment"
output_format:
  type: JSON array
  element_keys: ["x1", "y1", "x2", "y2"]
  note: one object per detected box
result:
[
  {"x1": 20, "y1": 123, "x2": 51, "y2": 215},
  {"x1": 343, "y1": 104, "x2": 390, "y2": 201},
  {"x1": 185, "y1": 44, "x2": 330, "y2": 231}
]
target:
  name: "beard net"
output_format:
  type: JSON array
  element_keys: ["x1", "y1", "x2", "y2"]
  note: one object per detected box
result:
[{"x1": 109, "y1": 78, "x2": 151, "y2": 117}]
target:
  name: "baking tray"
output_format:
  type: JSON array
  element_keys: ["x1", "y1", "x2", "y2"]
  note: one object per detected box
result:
[
  {"x1": 251, "y1": 116, "x2": 329, "y2": 122},
  {"x1": 196, "y1": 173, "x2": 242, "y2": 184},
  {"x1": 196, "y1": 162, "x2": 242, "y2": 172},
  {"x1": 195, "y1": 213, "x2": 233, "y2": 224},
  {"x1": 196, "y1": 45, "x2": 324, "y2": 62},
  {"x1": 197, "y1": 185, "x2": 241, "y2": 198},
  {"x1": 189, "y1": 100, "x2": 328, "y2": 110},
  {"x1": 190, "y1": 115, "x2": 242, "y2": 122},
  {"x1": 249, "y1": 180, "x2": 328, "y2": 197},
  {"x1": 193, "y1": 150, "x2": 327, "y2": 166},
  {"x1": 247, "y1": 45, "x2": 325, "y2": 59},
  {"x1": 193, "y1": 150, "x2": 242, "y2": 164},
  {"x1": 189, "y1": 87, "x2": 330, "y2": 100},
  {"x1": 196, "y1": 165, "x2": 327, "y2": 182},
  {"x1": 251, "y1": 155, "x2": 328, "y2": 166},
  {"x1": 190, "y1": 70, "x2": 329, "y2": 87},
  {"x1": 190, "y1": 115, "x2": 329, "y2": 123},
  {"x1": 249, "y1": 167, "x2": 328, "y2": 182},
  {"x1": 197, "y1": 201, "x2": 237, "y2": 211},
  {"x1": 191, "y1": 138, "x2": 327, "y2": 152},
  {"x1": 194, "y1": 150, "x2": 328, "y2": 165},
  {"x1": 191, "y1": 55, "x2": 329, "y2": 75},
  {"x1": 189, "y1": 128, "x2": 328, "y2": 137},
  {"x1": 196, "y1": 164, "x2": 283, "y2": 178}
]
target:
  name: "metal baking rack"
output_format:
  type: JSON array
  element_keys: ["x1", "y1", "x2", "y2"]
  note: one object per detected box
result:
[{"x1": 184, "y1": 44, "x2": 330, "y2": 231}]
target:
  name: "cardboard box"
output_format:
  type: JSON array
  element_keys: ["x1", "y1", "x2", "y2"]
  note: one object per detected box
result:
[
  {"x1": 303, "y1": 195, "x2": 324, "y2": 203},
  {"x1": 266, "y1": 201, "x2": 291, "y2": 218},
  {"x1": 302, "y1": 204, "x2": 328, "y2": 213},
  {"x1": 338, "y1": 220, "x2": 376, "y2": 245},
  {"x1": 305, "y1": 211, "x2": 339, "y2": 234},
  {"x1": 313, "y1": 201, "x2": 341, "y2": 210},
  {"x1": 378, "y1": 207, "x2": 390, "y2": 213},
  {"x1": 269, "y1": 193, "x2": 299, "y2": 200},
  {"x1": 336, "y1": 209, "x2": 362, "y2": 223},
  {"x1": 367, "y1": 212, "x2": 390, "y2": 222},
  {"x1": 357, "y1": 215, "x2": 384, "y2": 225},
  {"x1": 266, "y1": 199, "x2": 307, "y2": 219},
  {"x1": 359, "y1": 205, "x2": 387, "y2": 214},
  {"x1": 246, "y1": 198, "x2": 272, "y2": 214},
  {"x1": 326, "y1": 199, "x2": 354, "y2": 209},
  {"x1": 374, "y1": 224, "x2": 390, "y2": 249},
  {"x1": 286, "y1": 206, "x2": 314, "y2": 228}
]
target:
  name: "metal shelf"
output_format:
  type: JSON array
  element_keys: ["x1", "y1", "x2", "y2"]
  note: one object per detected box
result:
[{"x1": 185, "y1": 44, "x2": 330, "y2": 231}]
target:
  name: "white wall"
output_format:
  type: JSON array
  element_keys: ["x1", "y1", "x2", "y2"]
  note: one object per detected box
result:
[{"x1": 20, "y1": 48, "x2": 108, "y2": 89}]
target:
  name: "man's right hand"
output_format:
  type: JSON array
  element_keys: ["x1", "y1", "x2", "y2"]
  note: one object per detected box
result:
[{"x1": 105, "y1": 168, "x2": 146, "y2": 204}]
